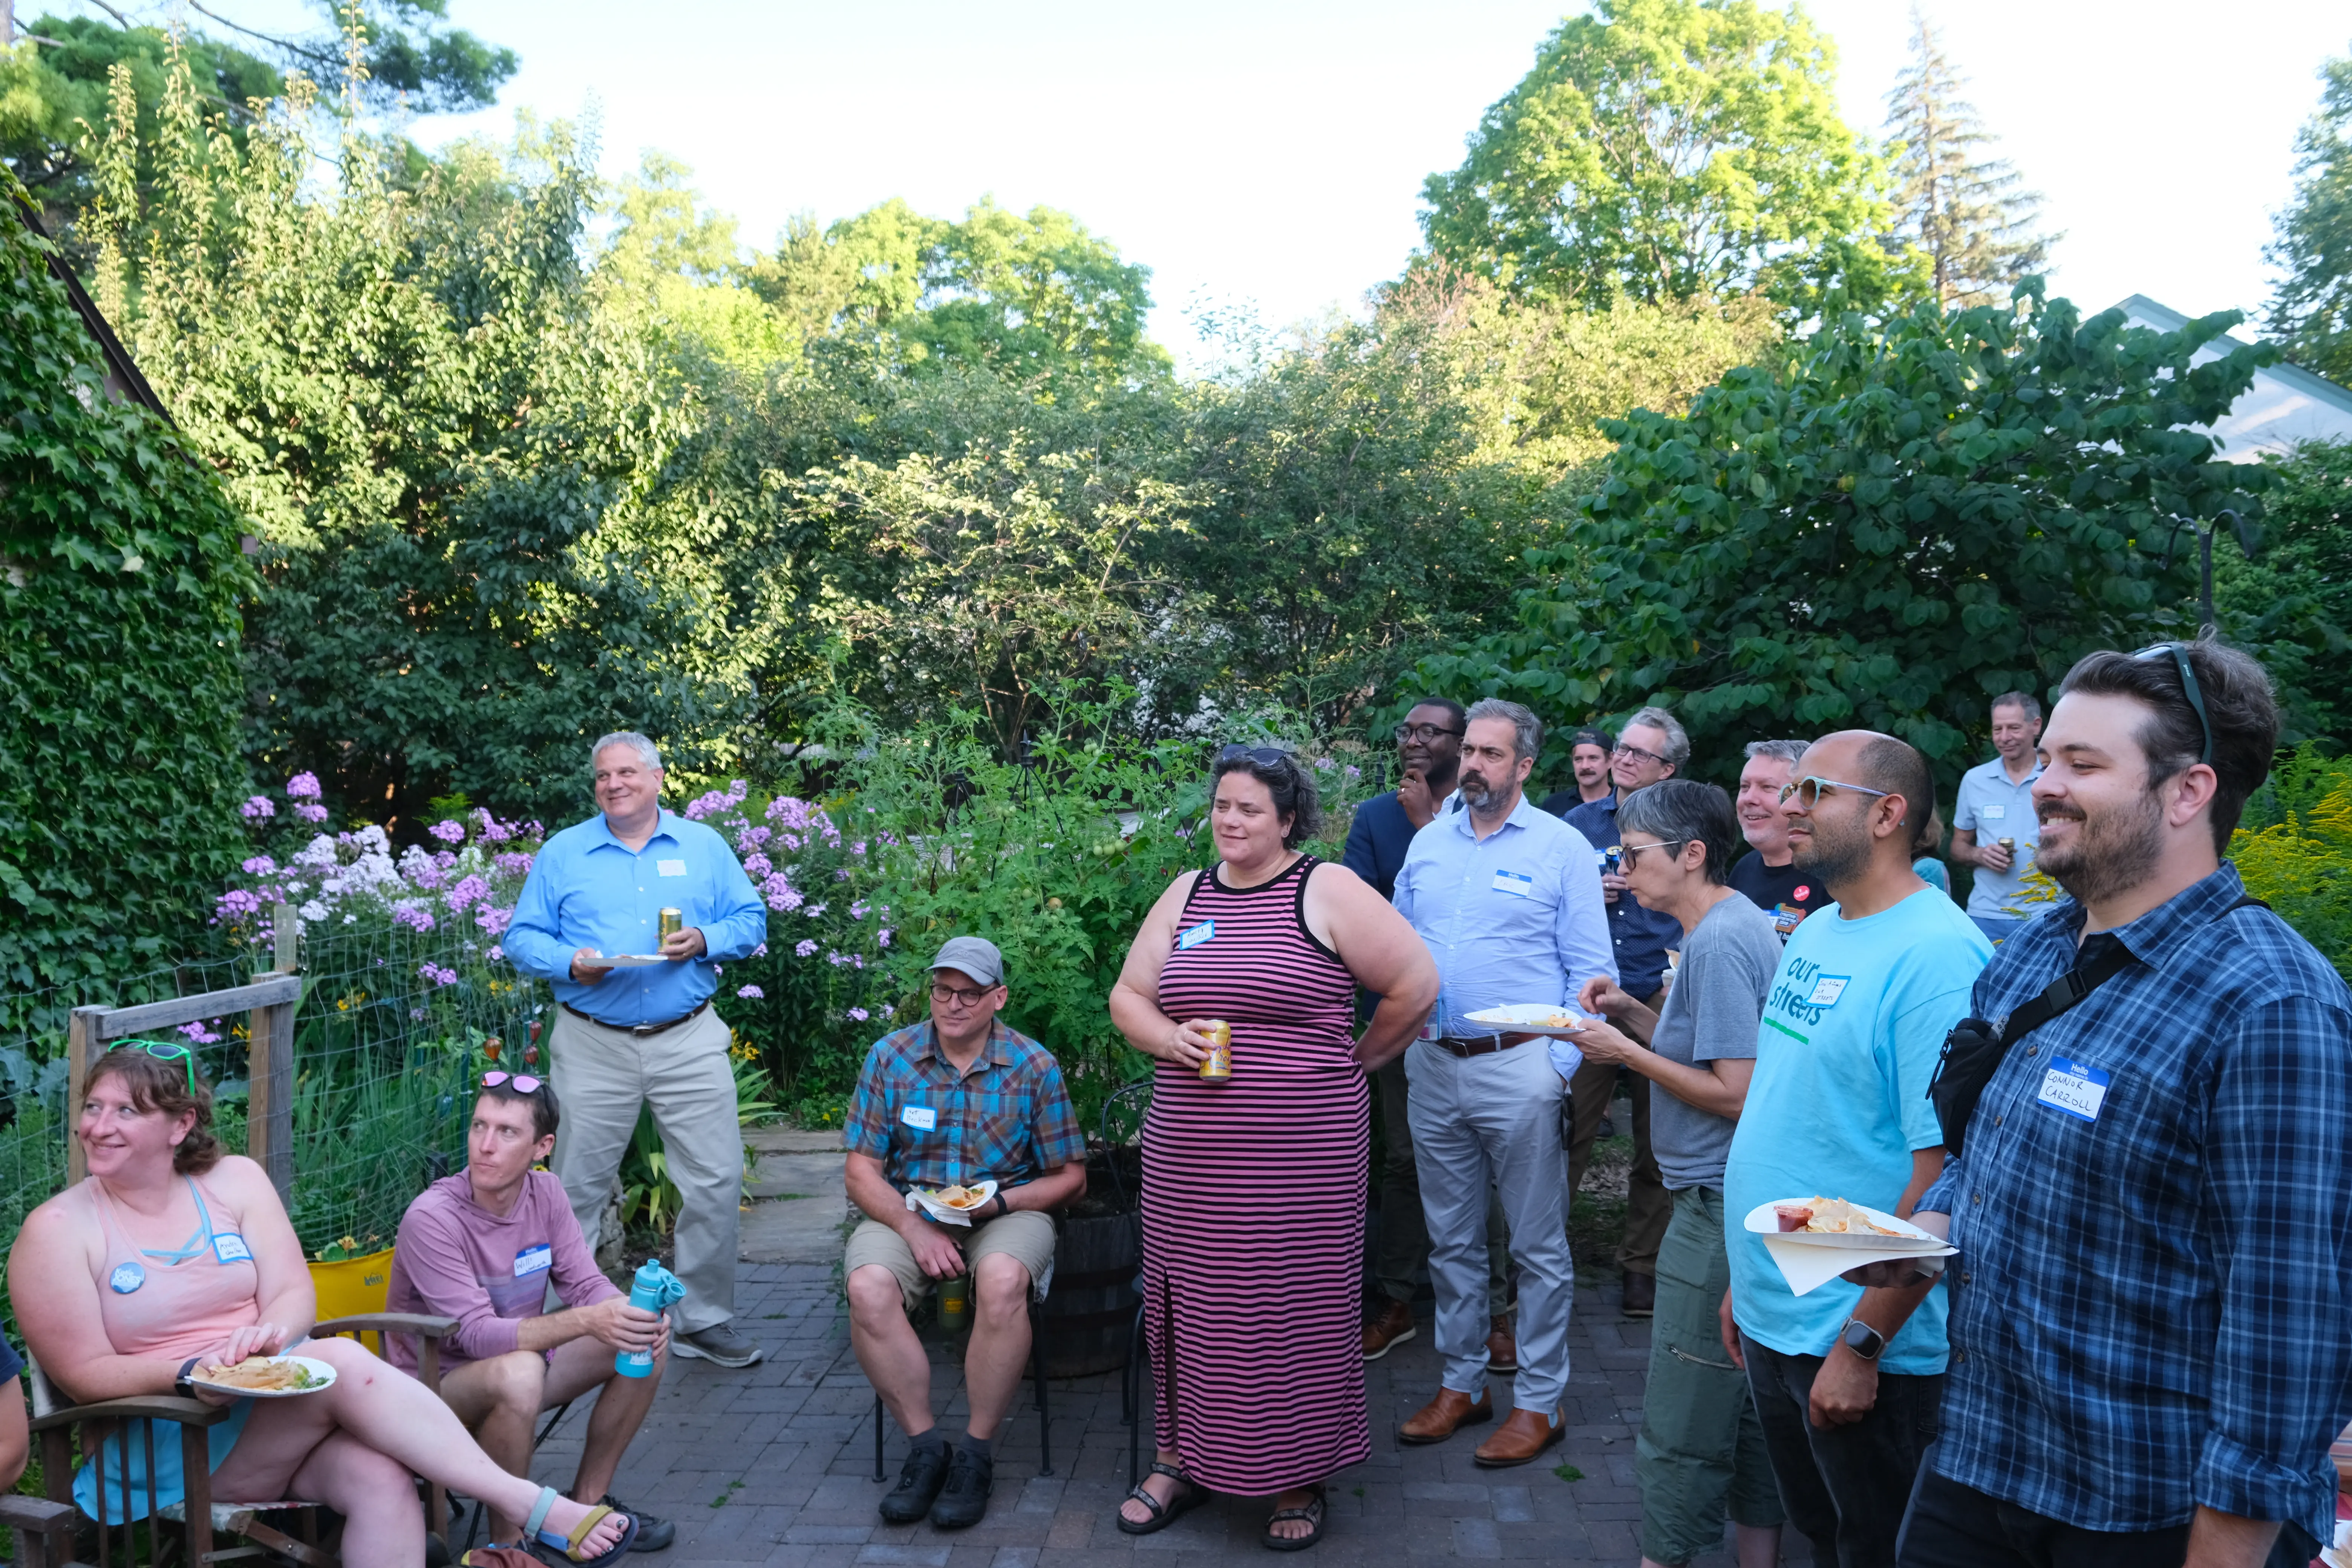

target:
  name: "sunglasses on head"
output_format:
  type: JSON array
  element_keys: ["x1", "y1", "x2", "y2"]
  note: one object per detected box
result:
[
  {"x1": 482, "y1": 1070, "x2": 543, "y2": 1095},
  {"x1": 1218, "y1": 744, "x2": 1296, "y2": 769},
  {"x1": 120, "y1": 1040, "x2": 198, "y2": 1095},
  {"x1": 2131, "y1": 643, "x2": 2215, "y2": 764}
]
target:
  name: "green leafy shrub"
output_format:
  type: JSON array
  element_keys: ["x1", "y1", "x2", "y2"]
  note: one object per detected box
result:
[{"x1": 2233, "y1": 750, "x2": 2352, "y2": 983}]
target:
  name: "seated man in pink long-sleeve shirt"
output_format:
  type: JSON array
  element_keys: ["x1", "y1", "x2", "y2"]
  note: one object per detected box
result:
[{"x1": 388, "y1": 1070, "x2": 677, "y2": 1552}]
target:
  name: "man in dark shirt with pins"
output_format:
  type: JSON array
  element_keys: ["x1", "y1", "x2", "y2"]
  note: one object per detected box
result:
[{"x1": 1875, "y1": 642, "x2": 2352, "y2": 1568}]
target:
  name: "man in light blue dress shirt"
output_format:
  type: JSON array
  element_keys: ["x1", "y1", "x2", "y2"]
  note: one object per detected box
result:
[
  {"x1": 1391, "y1": 699, "x2": 1616, "y2": 1467},
  {"x1": 506, "y1": 731, "x2": 769, "y2": 1367}
]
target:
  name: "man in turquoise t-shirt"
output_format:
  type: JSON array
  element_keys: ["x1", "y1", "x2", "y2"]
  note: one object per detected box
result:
[{"x1": 1721, "y1": 731, "x2": 1992, "y2": 1568}]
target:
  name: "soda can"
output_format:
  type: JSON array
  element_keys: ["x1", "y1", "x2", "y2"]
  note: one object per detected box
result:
[
  {"x1": 658, "y1": 908, "x2": 683, "y2": 943},
  {"x1": 1198, "y1": 1020, "x2": 1233, "y2": 1081},
  {"x1": 1997, "y1": 838, "x2": 2015, "y2": 855},
  {"x1": 939, "y1": 1272, "x2": 971, "y2": 1331}
]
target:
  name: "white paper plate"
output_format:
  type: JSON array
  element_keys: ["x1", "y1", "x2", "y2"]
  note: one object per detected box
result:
[
  {"x1": 191, "y1": 1355, "x2": 337, "y2": 1399},
  {"x1": 1459, "y1": 1003, "x2": 1588, "y2": 1040},
  {"x1": 595, "y1": 953, "x2": 667, "y2": 968},
  {"x1": 1742, "y1": 1199, "x2": 1951, "y2": 1250},
  {"x1": 908, "y1": 1179, "x2": 998, "y2": 1228}
]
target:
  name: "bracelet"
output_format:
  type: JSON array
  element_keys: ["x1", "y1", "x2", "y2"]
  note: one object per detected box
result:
[
  {"x1": 992, "y1": 1191, "x2": 1009, "y2": 1217},
  {"x1": 175, "y1": 1357, "x2": 199, "y2": 1398}
]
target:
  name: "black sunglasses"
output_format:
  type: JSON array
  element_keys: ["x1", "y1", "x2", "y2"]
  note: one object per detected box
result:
[
  {"x1": 2132, "y1": 643, "x2": 2214, "y2": 764},
  {"x1": 1218, "y1": 744, "x2": 1297, "y2": 769}
]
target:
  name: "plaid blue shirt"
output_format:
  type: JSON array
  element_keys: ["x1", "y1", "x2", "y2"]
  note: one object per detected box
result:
[
  {"x1": 844, "y1": 1019, "x2": 1085, "y2": 1195},
  {"x1": 1920, "y1": 864, "x2": 2352, "y2": 1544}
]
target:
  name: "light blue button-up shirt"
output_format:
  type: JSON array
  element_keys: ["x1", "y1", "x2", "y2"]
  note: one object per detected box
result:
[
  {"x1": 505, "y1": 808, "x2": 767, "y2": 1026},
  {"x1": 1392, "y1": 793, "x2": 1616, "y2": 1034}
]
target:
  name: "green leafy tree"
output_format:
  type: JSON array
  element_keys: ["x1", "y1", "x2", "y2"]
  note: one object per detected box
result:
[
  {"x1": 1419, "y1": 0, "x2": 1916, "y2": 316},
  {"x1": 2266, "y1": 47, "x2": 2352, "y2": 382},
  {"x1": 176, "y1": 0, "x2": 514, "y2": 115},
  {"x1": 0, "y1": 172, "x2": 252, "y2": 990},
  {"x1": 2215, "y1": 438, "x2": 2352, "y2": 744},
  {"x1": 1882, "y1": 6, "x2": 2054, "y2": 309},
  {"x1": 1412, "y1": 286, "x2": 2274, "y2": 780}
]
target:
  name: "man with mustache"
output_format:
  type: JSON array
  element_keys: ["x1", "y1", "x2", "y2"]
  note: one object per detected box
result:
[
  {"x1": 1346, "y1": 698, "x2": 1515, "y2": 1371},
  {"x1": 1719, "y1": 730, "x2": 1991, "y2": 1567},
  {"x1": 1538, "y1": 727, "x2": 1617, "y2": 814},
  {"x1": 1392, "y1": 700, "x2": 1614, "y2": 1466},
  {"x1": 1883, "y1": 643, "x2": 2352, "y2": 1568}
]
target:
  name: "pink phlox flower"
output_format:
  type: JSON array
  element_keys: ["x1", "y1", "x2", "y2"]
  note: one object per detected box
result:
[
  {"x1": 684, "y1": 790, "x2": 730, "y2": 821},
  {"x1": 391, "y1": 903, "x2": 436, "y2": 932},
  {"x1": 286, "y1": 772, "x2": 323, "y2": 799},
  {"x1": 877, "y1": 928, "x2": 892, "y2": 948},
  {"x1": 737, "y1": 826, "x2": 772, "y2": 851},
  {"x1": 848, "y1": 900, "x2": 869, "y2": 920},
  {"x1": 879, "y1": 832, "x2": 900, "y2": 847},
  {"x1": 214, "y1": 887, "x2": 265, "y2": 922},
  {"x1": 766, "y1": 796, "x2": 813, "y2": 830},
  {"x1": 241, "y1": 795, "x2": 276, "y2": 819},
  {"x1": 752, "y1": 942, "x2": 769, "y2": 957},
  {"x1": 827, "y1": 950, "x2": 850, "y2": 966},
  {"x1": 794, "y1": 939, "x2": 819, "y2": 958},
  {"x1": 851, "y1": 841, "x2": 868, "y2": 857},
  {"x1": 417, "y1": 963, "x2": 459, "y2": 987},
  {"x1": 410, "y1": 1007, "x2": 427, "y2": 1020},
  {"x1": 728, "y1": 779, "x2": 749, "y2": 802},
  {"x1": 434, "y1": 849, "x2": 458, "y2": 871},
  {"x1": 805, "y1": 902, "x2": 827, "y2": 918},
  {"x1": 780, "y1": 833, "x2": 802, "y2": 851},
  {"x1": 879, "y1": 1003, "x2": 895, "y2": 1020},
  {"x1": 742, "y1": 852, "x2": 773, "y2": 879},
  {"x1": 846, "y1": 1007, "x2": 870, "y2": 1022},
  {"x1": 852, "y1": 954, "x2": 865, "y2": 969},
  {"x1": 736, "y1": 984, "x2": 764, "y2": 999},
  {"x1": 473, "y1": 808, "x2": 515, "y2": 842},
  {"x1": 178, "y1": 1020, "x2": 223, "y2": 1045},
  {"x1": 494, "y1": 851, "x2": 534, "y2": 879},
  {"x1": 444, "y1": 874, "x2": 492, "y2": 914},
  {"x1": 476, "y1": 905, "x2": 513, "y2": 937},
  {"x1": 294, "y1": 802, "x2": 329, "y2": 823},
  {"x1": 243, "y1": 854, "x2": 278, "y2": 877},
  {"x1": 761, "y1": 873, "x2": 804, "y2": 913},
  {"x1": 429, "y1": 819, "x2": 465, "y2": 844},
  {"x1": 834, "y1": 867, "x2": 851, "y2": 882},
  {"x1": 488, "y1": 944, "x2": 504, "y2": 962}
]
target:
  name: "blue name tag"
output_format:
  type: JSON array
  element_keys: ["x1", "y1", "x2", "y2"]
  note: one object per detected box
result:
[
  {"x1": 1177, "y1": 920, "x2": 1215, "y2": 951},
  {"x1": 2035, "y1": 1057, "x2": 2111, "y2": 1122},
  {"x1": 514, "y1": 1243, "x2": 553, "y2": 1278},
  {"x1": 901, "y1": 1105, "x2": 937, "y2": 1132},
  {"x1": 1491, "y1": 869, "x2": 1534, "y2": 898},
  {"x1": 211, "y1": 1232, "x2": 253, "y2": 1266}
]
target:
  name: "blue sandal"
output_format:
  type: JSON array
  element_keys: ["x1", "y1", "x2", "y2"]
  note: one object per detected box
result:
[{"x1": 523, "y1": 1487, "x2": 639, "y2": 1566}]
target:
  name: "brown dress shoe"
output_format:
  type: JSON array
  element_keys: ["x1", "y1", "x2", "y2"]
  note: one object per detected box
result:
[
  {"x1": 1398, "y1": 1386, "x2": 1492, "y2": 1445},
  {"x1": 1484, "y1": 1313, "x2": 1518, "y2": 1374},
  {"x1": 1473, "y1": 1407, "x2": 1565, "y2": 1468},
  {"x1": 1363, "y1": 1299, "x2": 1417, "y2": 1361},
  {"x1": 1620, "y1": 1271, "x2": 1656, "y2": 1318}
]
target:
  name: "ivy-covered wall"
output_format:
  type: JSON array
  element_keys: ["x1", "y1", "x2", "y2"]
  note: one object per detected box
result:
[{"x1": 0, "y1": 178, "x2": 251, "y2": 992}]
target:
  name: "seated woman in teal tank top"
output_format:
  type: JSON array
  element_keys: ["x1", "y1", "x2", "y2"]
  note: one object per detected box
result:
[{"x1": 10, "y1": 1044, "x2": 643, "y2": 1566}]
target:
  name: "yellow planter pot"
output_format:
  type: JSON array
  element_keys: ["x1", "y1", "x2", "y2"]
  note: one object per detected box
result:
[{"x1": 309, "y1": 1247, "x2": 397, "y2": 1354}]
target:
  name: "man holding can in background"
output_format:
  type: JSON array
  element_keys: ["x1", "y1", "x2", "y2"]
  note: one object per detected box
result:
[
  {"x1": 1950, "y1": 693, "x2": 2046, "y2": 945},
  {"x1": 844, "y1": 937, "x2": 1086, "y2": 1531},
  {"x1": 505, "y1": 730, "x2": 769, "y2": 1369}
]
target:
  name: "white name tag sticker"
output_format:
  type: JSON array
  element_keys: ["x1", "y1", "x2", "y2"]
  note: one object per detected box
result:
[
  {"x1": 514, "y1": 1244, "x2": 553, "y2": 1278},
  {"x1": 2036, "y1": 1058, "x2": 2111, "y2": 1122},
  {"x1": 657, "y1": 859, "x2": 688, "y2": 877},
  {"x1": 1177, "y1": 920, "x2": 1216, "y2": 951},
  {"x1": 211, "y1": 1232, "x2": 253, "y2": 1266},
  {"x1": 1491, "y1": 869, "x2": 1534, "y2": 898},
  {"x1": 1980, "y1": 804, "x2": 2006, "y2": 821},
  {"x1": 901, "y1": 1105, "x2": 938, "y2": 1131},
  {"x1": 1805, "y1": 975, "x2": 1851, "y2": 1008}
]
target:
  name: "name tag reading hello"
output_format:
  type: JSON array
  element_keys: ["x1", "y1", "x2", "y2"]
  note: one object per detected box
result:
[
  {"x1": 211, "y1": 1232, "x2": 253, "y2": 1266},
  {"x1": 1491, "y1": 869, "x2": 1534, "y2": 898},
  {"x1": 513, "y1": 1243, "x2": 553, "y2": 1278},
  {"x1": 1805, "y1": 975, "x2": 1851, "y2": 1008},
  {"x1": 1177, "y1": 920, "x2": 1216, "y2": 951},
  {"x1": 901, "y1": 1105, "x2": 938, "y2": 1132},
  {"x1": 2036, "y1": 1058, "x2": 2111, "y2": 1122},
  {"x1": 657, "y1": 859, "x2": 688, "y2": 877}
]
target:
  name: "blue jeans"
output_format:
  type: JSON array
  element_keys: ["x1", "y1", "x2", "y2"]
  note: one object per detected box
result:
[{"x1": 1896, "y1": 1457, "x2": 2317, "y2": 1568}]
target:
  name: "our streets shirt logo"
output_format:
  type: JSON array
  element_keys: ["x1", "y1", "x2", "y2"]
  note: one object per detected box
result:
[{"x1": 1766, "y1": 954, "x2": 1852, "y2": 1036}]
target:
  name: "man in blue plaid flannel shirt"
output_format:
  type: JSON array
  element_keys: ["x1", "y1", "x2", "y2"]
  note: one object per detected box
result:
[
  {"x1": 842, "y1": 936, "x2": 1086, "y2": 1533},
  {"x1": 1868, "y1": 642, "x2": 2352, "y2": 1568}
]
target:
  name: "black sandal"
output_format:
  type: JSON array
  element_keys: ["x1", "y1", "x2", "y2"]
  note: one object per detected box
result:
[
  {"x1": 1260, "y1": 1484, "x2": 1327, "y2": 1552},
  {"x1": 1117, "y1": 1461, "x2": 1208, "y2": 1535}
]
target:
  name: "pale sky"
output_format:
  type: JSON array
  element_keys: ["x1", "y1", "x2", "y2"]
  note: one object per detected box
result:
[{"x1": 135, "y1": 2, "x2": 2352, "y2": 371}]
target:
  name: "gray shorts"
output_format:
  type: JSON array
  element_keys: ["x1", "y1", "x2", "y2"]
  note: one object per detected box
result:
[{"x1": 843, "y1": 1210, "x2": 1057, "y2": 1311}]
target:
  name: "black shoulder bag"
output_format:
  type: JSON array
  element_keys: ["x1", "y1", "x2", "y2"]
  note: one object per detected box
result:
[{"x1": 1927, "y1": 897, "x2": 2269, "y2": 1155}]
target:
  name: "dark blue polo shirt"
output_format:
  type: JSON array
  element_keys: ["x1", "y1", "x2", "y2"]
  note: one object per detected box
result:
[{"x1": 1560, "y1": 792, "x2": 1684, "y2": 999}]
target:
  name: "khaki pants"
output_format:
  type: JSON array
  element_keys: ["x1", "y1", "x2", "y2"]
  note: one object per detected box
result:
[
  {"x1": 548, "y1": 1005, "x2": 741, "y2": 1332},
  {"x1": 1563, "y1": 987, "x2": 1671, "y2": 1278}
]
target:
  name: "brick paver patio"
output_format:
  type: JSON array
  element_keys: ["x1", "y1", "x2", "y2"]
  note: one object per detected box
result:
[{"x1": 526, "y1": 1261, "x2": 1813, "y2": 1566}]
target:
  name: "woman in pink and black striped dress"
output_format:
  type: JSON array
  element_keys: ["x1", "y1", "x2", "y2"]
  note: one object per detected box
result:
[{"x1": 1109, "y1": 746, "x2": 1437, "y2": 1550}]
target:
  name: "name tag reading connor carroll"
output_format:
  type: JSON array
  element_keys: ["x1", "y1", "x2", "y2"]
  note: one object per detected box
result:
[
  {"x1": 1491, "y1": 869, "x2": 1534, "y2": 898},
  {"x1": 2036, "y1": 1058, "x2": 2110, "y2": 1122}
]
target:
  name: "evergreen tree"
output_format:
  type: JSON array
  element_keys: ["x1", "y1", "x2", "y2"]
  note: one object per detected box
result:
[
  {"x1": 2265, "y1": 49, "x2": 2352, "y2": 382},
  {"x1": 1882, "y1": 6, "x2": 2053, "y2": 309}
]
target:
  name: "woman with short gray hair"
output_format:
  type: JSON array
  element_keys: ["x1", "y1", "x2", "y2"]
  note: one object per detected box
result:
[{"x1": 1571, "y1": 779, "x2": 1785, "y2": 1568}]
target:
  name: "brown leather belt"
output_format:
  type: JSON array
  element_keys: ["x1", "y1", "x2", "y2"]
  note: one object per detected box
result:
[
  {"x1": 1432, "y1": 1031, "x2": 1540, "y2": 1058},
  {"x1": 562, "y1": 1000, "x2": 710, "y2": 1038}
]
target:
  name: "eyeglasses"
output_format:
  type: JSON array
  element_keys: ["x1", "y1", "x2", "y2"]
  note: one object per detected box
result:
[
  {"x1": 1612, "y1": 743, "x2": 1671, "y2": 768},
  {"x1": 1778, "y1": 776, "x2": 1895, "y2": 809},
  {"x1": 931, "y1": 983, "x2": 998, "y2": 1008},
  {"x1": 1392, "y1": 723, "x2": 1464, "y2": 744},
  {"x1": 122, "y1": 1040, "x2": 197, "y2": 1094},
  {"x1": 482, "y1": 1071, "x2": 543, "y2": 1094},
  {"x1": 1218, "y1": 744, "x2": 1296, "y2": 769},
  {"x1": 1619, "y1": 838, "x2": 1692, "y2": 868},
  {"x1": 2132, "y1": 643, "x2": 2214, "y2": 764}
]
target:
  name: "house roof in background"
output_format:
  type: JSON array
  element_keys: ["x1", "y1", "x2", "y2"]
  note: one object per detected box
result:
[{"x1": 2113, "y1": 293, "x2": 2352, "y2": 462}]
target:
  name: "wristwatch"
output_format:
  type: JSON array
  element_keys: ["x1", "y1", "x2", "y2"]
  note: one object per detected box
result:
[
  {"x1": 991, "y1": 1191, "x2": 1010, "y2": 1217},
  {"x1": 175, "y1": 1357, "x2": 201, "y2": 1398},
  {"x1": 1839, "y1": 1316, "x2": 1886, "y2": 1362}
]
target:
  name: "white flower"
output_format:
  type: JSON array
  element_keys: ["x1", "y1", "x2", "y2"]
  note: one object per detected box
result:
[{"x1": 299, "y1": 900, "x2": 329, "y2": 922}]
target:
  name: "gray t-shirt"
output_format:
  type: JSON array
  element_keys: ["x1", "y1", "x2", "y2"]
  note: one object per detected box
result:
[{"x1": 1647, "y1": 893, "x2": 1781, "y2": 1189}]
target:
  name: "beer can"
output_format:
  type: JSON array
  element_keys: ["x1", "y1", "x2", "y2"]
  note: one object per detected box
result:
[
  {"x1": 1997, "y1": 838, "x2": 2015, "y2": 854},
  {"x1": 939, "y1": 1272, "x2": 971, "y2": 1331},
  {"x1": 1198, "y1": 1020, "x2": 1233, "y2": 1081},
  {"x1": 658, "y1": 907, "x2": 683, "y2": 942}
]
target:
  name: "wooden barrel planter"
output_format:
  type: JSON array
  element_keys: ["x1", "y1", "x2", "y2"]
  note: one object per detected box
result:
[{"x1": 1039, "y1": 1209, "x2": 1139, "y2": 1377}]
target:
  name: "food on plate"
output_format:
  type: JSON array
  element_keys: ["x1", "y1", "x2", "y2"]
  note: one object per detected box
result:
[
  {"x1": 199, "y1": 1356, "x2": 323, "y2": 1392},
  {"x1": 1787, "y1": 1196, "x2": 1905, "y2": 1237},
  {"x1": 935, "y1": 1185, "x2": 986, "y2": 1209},
  {"x1": 1773, "y1": 1202, "x2": 1814, "y2": 1232}
]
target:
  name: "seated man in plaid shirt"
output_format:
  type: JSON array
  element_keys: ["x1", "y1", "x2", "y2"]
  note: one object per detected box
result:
[{"x1": 843, "y1": 936, "x2": 1086, "y2": 1534}]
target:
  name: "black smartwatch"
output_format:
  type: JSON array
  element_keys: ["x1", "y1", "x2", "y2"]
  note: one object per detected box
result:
[
  {"x1": 1839, "y1": 1316, "x2": 1886, "y2": 1362},
  {"x1": 992, "y1": 1191, "x2": 1010, "y2": 1217},
  {"x1": 175, "y1": 1357, "x2": 201, "y2": 1398}
]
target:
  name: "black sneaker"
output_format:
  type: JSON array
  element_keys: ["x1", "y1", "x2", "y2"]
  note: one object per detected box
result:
[
  {"x1": 927, "y1": 1447, "x2": 994, "y2": 1530},
  {"x1": 879, "y1": 1444, "x2": 952, "y2": 1524},
  {"x1": 600, "y1": 1493, "x2": 675, "y2": 1553}
]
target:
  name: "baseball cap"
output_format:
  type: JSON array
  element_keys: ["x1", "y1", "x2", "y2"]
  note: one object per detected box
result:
[{"x1": 927, "y1": 936, "x2": 1004, "y2": 988}]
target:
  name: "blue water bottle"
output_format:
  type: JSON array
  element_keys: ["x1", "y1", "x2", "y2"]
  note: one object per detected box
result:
[{"x1": 618, "y1": 1259, "x2": 685, "y2": 1379}]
